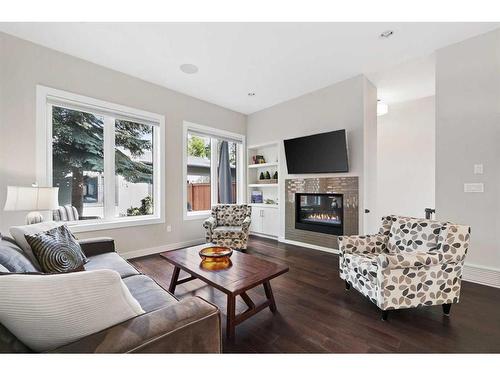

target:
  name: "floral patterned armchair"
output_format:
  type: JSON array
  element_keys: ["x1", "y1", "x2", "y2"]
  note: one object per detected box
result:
[
  {"x1": 203, "y1": 204, "x2": 252, "y2": 250},
  {"x1": 338, "y1": 215, "x2": 470, "y2": 320}
]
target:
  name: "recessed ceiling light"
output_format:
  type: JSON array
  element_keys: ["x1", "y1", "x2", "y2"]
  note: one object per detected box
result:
[
  {"x1": 180, "y1": 64, "x2": 199, "y2": 74},
  {"x1": 248, "y1": 92, "x2": 256, "y2": 97},
  {"x1": 379, "y1": 30, "x2": 394, "y2": 39}
]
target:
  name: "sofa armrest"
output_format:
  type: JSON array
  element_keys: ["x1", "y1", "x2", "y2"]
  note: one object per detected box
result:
[
  {"x1": 338, "y1": 234, "x2": 388, "y2": 255},
  {"x1": 377, "y1": 251, "x2": 465, "y2": 270},
  {"x1": 50, "y1": 296, "x2": 221, "y2": 353},
  {"x1": 203, "y1": 216, "x2": 216, "y2": 231},
  {"x1": 77, "y1": 237, "x2": 115, "y2": 257},
  {"x1": 241, "y1": 216, "x2": 252, "y2": 232}
]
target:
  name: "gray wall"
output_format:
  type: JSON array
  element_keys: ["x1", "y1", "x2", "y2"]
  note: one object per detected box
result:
[
  {"x1": 247, "y1": 75, "x2": 377, "y2": 239},
  {"x1": 377, "y1": 96, "x2": 435, "y2": 218},
  {"x1": 0, "y1": 32, "x2": 246, "y2": 255},
  {"x1": 436, "y1": 28, "x2": 500, "y2": 272}
]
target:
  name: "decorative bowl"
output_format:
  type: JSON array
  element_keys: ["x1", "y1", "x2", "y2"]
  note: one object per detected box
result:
[{"x1": 199, "y1": 246, "x2": 233, "y2": 270}]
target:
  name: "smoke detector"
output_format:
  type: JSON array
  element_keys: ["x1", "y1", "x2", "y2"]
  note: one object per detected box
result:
[{"x1": 180, "y1": 64, "x2": 199, "y2": 74}]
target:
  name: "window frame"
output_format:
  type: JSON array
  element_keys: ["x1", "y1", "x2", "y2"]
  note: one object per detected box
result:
[
  {"x1": 36, "y1": 85, "x2": 165, "y2": 233},
  {"x1": 183, "y1": 121, "x2": 245, "y2": 221}
]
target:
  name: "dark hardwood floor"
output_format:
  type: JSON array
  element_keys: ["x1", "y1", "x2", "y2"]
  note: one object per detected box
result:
[{"x1": 130, "y1": 236, "x2": 500, "y2": 353}]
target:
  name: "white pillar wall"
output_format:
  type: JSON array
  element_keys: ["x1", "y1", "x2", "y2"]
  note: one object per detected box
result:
[{"x1": 377, "y1": 96, "x2": 436, "y2": 219}]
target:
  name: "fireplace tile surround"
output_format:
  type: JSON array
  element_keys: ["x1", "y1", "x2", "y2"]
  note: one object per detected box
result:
[{"x1": 285, "y1": 177, "x2": 359, "y2": 250}]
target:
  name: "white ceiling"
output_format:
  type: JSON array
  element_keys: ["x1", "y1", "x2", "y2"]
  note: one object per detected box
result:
[
  {"x1": 366, "y1": 53, "x2": 436, "y2": 105},
  {"x1": 0, "y1": 22, "x2": 498, "y2": 114}
]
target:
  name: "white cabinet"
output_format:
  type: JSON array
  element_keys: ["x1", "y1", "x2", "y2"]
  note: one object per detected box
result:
[
  {"x1": 249, "y1": 206, "x2": 279, "y2": 237},
  {"x1": 247, "y1": 141, "x2": 280, "y2": 238},
  {"x1": 250, "y1": 207, "x2": 263, "y2": 233}
]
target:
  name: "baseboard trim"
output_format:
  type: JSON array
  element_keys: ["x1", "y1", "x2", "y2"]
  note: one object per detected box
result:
[
  {"x1": 120, "y1": 238, "x2": 205, "y2": 260},
  {"x1": 278, "y1": 237, "x2": 339, "y2": 254},
  {"x1": 463, "y1": 263, "x2": 500, "y2": 288},
  {"x1": 250, "y1": 232, "x2": 278, "y2": 240}
]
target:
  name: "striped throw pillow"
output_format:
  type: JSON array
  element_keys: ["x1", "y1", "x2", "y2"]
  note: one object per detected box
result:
[{"x1": 25, "y1": 225, "x2": 87, "y2": 273}]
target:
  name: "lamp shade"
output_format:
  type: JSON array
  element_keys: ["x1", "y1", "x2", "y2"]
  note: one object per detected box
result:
[{"x1": 3, "y1": 186, "x2": 59, "y2": 211}]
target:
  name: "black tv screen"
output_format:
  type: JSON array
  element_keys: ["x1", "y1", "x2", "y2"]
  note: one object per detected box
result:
[{"x1": 284, "y1": 129, "x2": 349, "y2": 174}]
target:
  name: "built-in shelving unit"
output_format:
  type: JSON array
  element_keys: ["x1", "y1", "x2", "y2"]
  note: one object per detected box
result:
[
  {"x1": 247, "y1": 142, "x2": 280, "y2": 238},
  {"x1": 248, "y1": 203, "x2": 279, "y2": 209},
  {"x1": 248, "y1": 183, "x2": 279, "y2": 188},
  {"x1": 247, "y1": 162, "x2": 278, "y2": 169}
]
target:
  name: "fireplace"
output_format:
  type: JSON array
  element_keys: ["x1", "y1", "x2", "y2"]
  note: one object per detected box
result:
[{"x1": 295, "y1": 193, "x2": 343, "y2": 235}]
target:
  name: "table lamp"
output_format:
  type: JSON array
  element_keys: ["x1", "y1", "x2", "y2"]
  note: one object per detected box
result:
[{"x1": 3, "y1": 185, "x2": 59, "y2": 224}]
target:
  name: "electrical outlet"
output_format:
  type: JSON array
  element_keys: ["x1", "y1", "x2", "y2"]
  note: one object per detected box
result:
[
  {"x1": 474, "y1": 164, "x2": 484, "y2": 174},
  {"x1": 167, "y1": 225, "x2": 172, "y2": 232},
  {"x1": 464, "y1": 183, "x2": 484, "y2": 193}
]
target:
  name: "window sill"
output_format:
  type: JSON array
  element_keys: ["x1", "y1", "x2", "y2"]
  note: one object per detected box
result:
[
  {"x1": 184, "y1": 211, "x2": 210, "y2": 221},
  {"x1": 67, "y1": 216, "x2": 165, "y2": 233}
]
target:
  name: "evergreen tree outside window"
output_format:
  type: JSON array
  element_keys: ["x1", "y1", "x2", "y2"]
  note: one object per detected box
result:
[{"x1": 39, "y1": 85, "x2": 164, "y2": 230}]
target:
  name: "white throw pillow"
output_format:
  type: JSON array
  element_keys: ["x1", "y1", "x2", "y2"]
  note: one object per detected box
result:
[
  {"x1": 10, "y1": 221, "x2": 64, "y2": 268},
  {"x1": 0, "y1": 269, "x2": 144, "y2": 352}
]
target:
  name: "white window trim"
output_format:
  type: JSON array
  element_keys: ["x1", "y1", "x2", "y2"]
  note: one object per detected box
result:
[
  {"x1": 36, "y1": 85, "x2": 166, "y2": 233},
  {"x1": 183, "y1": 121, "x2": 246, "y2": 221}
]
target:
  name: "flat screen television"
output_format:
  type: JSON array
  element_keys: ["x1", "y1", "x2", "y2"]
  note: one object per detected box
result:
[{"x1": 284, "y1": 129, "x2": 349, "y2": 174}]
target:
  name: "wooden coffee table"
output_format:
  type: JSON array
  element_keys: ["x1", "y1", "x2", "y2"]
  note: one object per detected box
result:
[{"x1": 161, "y1": 243, "x2": 289, "y2": 340}]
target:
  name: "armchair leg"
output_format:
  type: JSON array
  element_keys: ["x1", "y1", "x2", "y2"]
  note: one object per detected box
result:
[
  {"x1": 381, "y1": 310, "x2": 389, "y2": 321},
  {"x1": 442, "y1": 303, "x2": 452, "y2": 316},
  {"x1": 345, "y1": 281, "x2": 351, "y2": 290}
]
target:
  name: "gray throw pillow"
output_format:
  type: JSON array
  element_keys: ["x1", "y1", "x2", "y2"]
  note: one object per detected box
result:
[
  {"x1": 9, "y1": 222, "x2": 64, "y2": 269},
  {"x1": 0, "y1": 237, "x2": 38, "y2": 273},
  {"x1": 24, "y1": 225, "x2": 87, "y2": 273}
]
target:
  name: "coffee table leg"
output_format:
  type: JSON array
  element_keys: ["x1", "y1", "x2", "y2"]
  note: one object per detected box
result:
[
  {"x1": 226, "y1": 294, "x2": 236, "y2": 340},
  {"x1": 263, "y1": 281, "x2": 277, "y2": 313},
  {"x1": 169, "y1": 266, "x2": 181, "y2": 294}
]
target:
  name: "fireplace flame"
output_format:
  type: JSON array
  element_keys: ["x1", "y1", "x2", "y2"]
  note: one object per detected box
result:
[{"x1": 307, "y1": 213, "x2": 339, "y2": 221}]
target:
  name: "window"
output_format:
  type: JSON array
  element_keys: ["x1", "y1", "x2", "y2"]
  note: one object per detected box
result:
[
  {"x1": 37, "y1": 86, "x2": 165, "y2": 232},
  {"x1": 183, "y1": 122, "x2": 245, "y2": 219}
]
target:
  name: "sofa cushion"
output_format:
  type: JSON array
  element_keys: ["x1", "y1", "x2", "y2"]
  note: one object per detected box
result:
[
  {"x1": 122, "y1": 275, "x2": 178, "y2": 313},
  {"x1": 25, "y1": 225, "x2": 87, "y2": 273},
  {"x1": 10, "y1": 221, "x2": 64, "y2": 269},
  {"x1": 212, "y1": 226, "x2": 244, "y2": 239},
  {"x1": 84, "y1": 252, "x2": 139, "y2": 279},
  {"x1": 0, "y1": 270, "x2": 144, "y2": 352},
  {"x1": 0, "y1": 323, "x2": 32, "y2": 353},
  {"x1": 214, "y1": 204, "x2": 250, "y2": 226},
  {"x1": 387, "y1": 217, "x2": 444, "y2": 254},
  {"x1": 0, "y1": 237, "x2": 38, "y2": 273}
]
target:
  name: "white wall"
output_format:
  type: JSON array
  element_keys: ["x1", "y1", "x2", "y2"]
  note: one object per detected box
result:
[
  {"x1": 363, "y1": 79, "x2": 378, "y2": 233},
  {"x1": 436, "y1": 28, "x2": 500, "y2": 280},
  {"x1": 247, "y1": 75, "x2": 377, "y2": 239},
  {"x1": 0, "y1": 32, "x2": 246, "y2": 256},
  {"x1": 377, "y1": 96, "x2": 435, "y2": 218}
]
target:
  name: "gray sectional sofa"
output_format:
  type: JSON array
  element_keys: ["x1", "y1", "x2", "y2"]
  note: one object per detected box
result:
[{"x1": 0, "y1": 234, "x2": 221, "y2": 353}]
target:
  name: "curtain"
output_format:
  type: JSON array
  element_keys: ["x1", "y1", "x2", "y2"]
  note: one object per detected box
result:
[{"x1": 218, "y1": 141, "x2": 233, "y2": 204}]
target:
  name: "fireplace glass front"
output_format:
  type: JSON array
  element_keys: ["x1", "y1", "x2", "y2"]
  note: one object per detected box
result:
[{"x1": 295, "y1": 193, "x2": 343, "y2": 235}]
